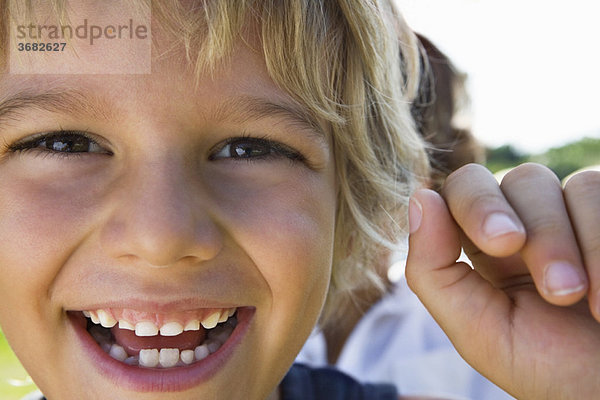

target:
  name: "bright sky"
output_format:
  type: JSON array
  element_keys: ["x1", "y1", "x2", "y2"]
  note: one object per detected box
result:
[{"x1": 396, "y1": 0, "x2": 600, "y2": 154}]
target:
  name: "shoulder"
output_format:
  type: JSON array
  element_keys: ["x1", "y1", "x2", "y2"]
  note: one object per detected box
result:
[{"x1": 280, "y1": 363, "x2": 398, "y2": 400}]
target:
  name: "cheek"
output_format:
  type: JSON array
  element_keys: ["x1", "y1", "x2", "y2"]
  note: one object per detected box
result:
[
  {"x1": 210, "y1": 172, "x2": 337, "y2": 371},
  {"x1": 0, "y1": 164, "x2": 105, "y2": 384},
  {"x1": 247, "y1": 200, "x2": 334, "y2": 302},
  {"x1": 0, "y1": 162, "x2": 105, "y2": 312},
  {"x1": 208, "y1": 166, "x2": 336, "y2": 311}
]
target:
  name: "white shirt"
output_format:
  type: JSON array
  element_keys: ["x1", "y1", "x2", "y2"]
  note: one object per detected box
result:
[{"x1": 296, "y1": 276, "x2": 514, "y2": 400}]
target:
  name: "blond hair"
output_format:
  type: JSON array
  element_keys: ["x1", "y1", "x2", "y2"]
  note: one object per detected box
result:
[{"x1": 1, "y1": 0, "x2": 430, "y2": 325}]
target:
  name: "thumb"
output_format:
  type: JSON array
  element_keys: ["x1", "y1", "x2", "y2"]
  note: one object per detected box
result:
[{"x1": 405, "y1": 189, "x2": 507, "y2": 364}]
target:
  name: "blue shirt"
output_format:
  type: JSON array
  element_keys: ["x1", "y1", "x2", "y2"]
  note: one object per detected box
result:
[{"x1": 281, "y1": 363, "x2": 398, "y2": 400}]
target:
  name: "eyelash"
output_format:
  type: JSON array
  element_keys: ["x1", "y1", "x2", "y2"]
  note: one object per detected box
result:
[
  {"x1": 5, "y1": 131, "x2": 305, "y2": 164},
  {"x1": 209, "y1": 136, "x2": 305, "y2": 164},
  {"x1": 6, "y1": 130, "x2": 111, "y2": 159}
]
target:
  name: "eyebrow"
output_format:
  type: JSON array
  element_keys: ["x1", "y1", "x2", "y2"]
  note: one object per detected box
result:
[
  {"x1": 0, "y1": 89, "x2": 115, "y2": 126},
  {"x1": 0, "y1": 90, "x2": 327, "y2": 144},
  {"x1": 213, "y1": 95, "x2": 327, "y2": 145}
]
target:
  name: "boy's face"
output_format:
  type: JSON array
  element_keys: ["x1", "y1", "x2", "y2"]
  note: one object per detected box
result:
[{"x1": 0, "y1": 6, "x2": 336, "y2": 399}]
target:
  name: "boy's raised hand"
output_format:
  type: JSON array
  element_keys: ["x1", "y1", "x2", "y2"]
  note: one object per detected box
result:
[{"x1": 406, "y1": 163, "x2": 600, "y2": 400}]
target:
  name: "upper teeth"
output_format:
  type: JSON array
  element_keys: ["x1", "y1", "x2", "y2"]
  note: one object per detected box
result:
[
  {"x1": 84, "y1": 307, "x2": 237, "y2": 337},
  {"x1": 201, "y1": 311, "x2": 221, "y2": 329},
  {"x1": 118, "y1": 320, "x2": 135, "y2": 330},
  {"x1": 135, "y1": 321, "x2": 158, "y2": 336},
  {"x1": 184, "y1": 320, "x2": 200, "y2": 331},
  {"x1": 97, "y1": 310, "x2": 117, "y2": 328},
  {"x1": 160, "y1": 322, "x2": 183, "y2": 336}
]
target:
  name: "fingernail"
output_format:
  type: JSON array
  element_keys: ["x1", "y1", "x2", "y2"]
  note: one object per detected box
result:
[
  {"x1": 543, "y1": 261, "x2": 586, "y2": 296},
  {"x1": 408, "y1": 197, "x2": 422, "y2": 234},
  {"x1": 482, "y1": 213, "x2": 520, "y2": 239}
]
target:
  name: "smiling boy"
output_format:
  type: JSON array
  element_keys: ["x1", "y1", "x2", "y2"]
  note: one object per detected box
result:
[
  {"x1": 2, "y1": 1, "x2": 600, "y2": 400},
  {"x1": 0, "y1": 1, "x2": 428, "y2": 399}
]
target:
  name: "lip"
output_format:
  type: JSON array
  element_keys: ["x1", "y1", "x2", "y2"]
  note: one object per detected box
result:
[{"x1": 68, "y1": 306, "x2": 255, "y2": 392}]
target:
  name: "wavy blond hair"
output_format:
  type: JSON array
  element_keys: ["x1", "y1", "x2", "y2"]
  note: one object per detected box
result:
[{"x1": 1, "y1": 0, "x2": 430, "y2": 325}]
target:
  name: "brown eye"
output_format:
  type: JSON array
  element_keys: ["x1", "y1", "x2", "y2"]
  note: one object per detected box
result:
[
  {"x1": 227, "y1": 139, "x2": 273, "y2": 158},
  {"x1": 40, "y1": 134, "x2": 101, "y2": 153},
  {"x1": 10, "y1": 131, "x2": 111, "y2": 156},
  {"x1": 210, "y1": 137, "x2": 303, "y2": 162}
]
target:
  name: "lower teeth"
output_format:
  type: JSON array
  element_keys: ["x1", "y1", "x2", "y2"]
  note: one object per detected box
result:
[{"x1": 88, "y1": 316, "x2": 237, "y2": 368}]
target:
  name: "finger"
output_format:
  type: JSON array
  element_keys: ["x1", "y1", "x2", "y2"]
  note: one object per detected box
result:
[
  {"x1": 459, "y1": 230, "x2": 531, "y2": 288},
  {"x1": 441, "y1": 164, "x2": 528, "y2": 287},
  {"x1": 501, "y1": 163, "x2": 588, "y2": 306},
  {"x1": 564, "y1": 170, "x2": 600, "y2": 320},
  {"x1": 405, "y1": 189, "x2": 510, "y2": 362},
  {"x1": 441, "y1": 164, "x2": 527, "y2": 259},
  {"x1": 406, "y1": 189, "x2": 463, "y2": 291}
]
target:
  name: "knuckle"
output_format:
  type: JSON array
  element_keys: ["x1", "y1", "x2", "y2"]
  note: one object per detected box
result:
[
  {"x1": 404, "y1": 261, "x2": 423, "y2": 291},
  {"x1": 464, "y1": 192, "x2": 506, "y2": 213},
  {"x1": 442, "y1": 163, "x2": 493, "y2": 196},
  {"x1": 449, "y1": 190, "x2": 508, "y2": 223},
  {"x1": 445, "y1": 163, "x2": 489, "y2": 183},
  {"x1": 501, "y1": 163, "x2": 560, "y2": 188},
  {"x1": 442, "y1": 164, "x2": 507, "y2": 218},
  {"x1": 564, "y1": 170, "x2": 600, "y2": 195},
  {"x1": 524, "y1": 214, "x2": 565, "y2": 238}
]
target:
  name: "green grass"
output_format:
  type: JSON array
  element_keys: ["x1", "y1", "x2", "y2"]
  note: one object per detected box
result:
[
  {"x1": 0, "y1": 331, "x2": 38, "y2": 400},
  {"x1": 486, "y1": 137, "x2": 600, "y2": 181}
]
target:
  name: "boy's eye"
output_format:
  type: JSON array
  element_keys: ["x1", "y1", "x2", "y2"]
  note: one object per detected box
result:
[
  {"x1": 9, "y1": 131, "x2": 110, "y2": 156},
  {"x1": 210, "y1": 137, "x2": 304, "y2": 162},
  {"x1": 8, "y1": 133, "x2": 305, "y2": 163}
]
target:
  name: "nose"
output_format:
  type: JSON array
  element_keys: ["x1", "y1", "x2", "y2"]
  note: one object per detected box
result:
[{"x1": 100, "y1": 159, "x2": 223, "y2": 267}]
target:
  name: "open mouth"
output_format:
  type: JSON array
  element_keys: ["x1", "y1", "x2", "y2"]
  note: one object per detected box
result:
[
  {"x1": 79, "y1": 307, "x2": 239, "y2": 369},
  {"x1": 68, "y1": 304, "x2": 255, "y2": 391}
]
